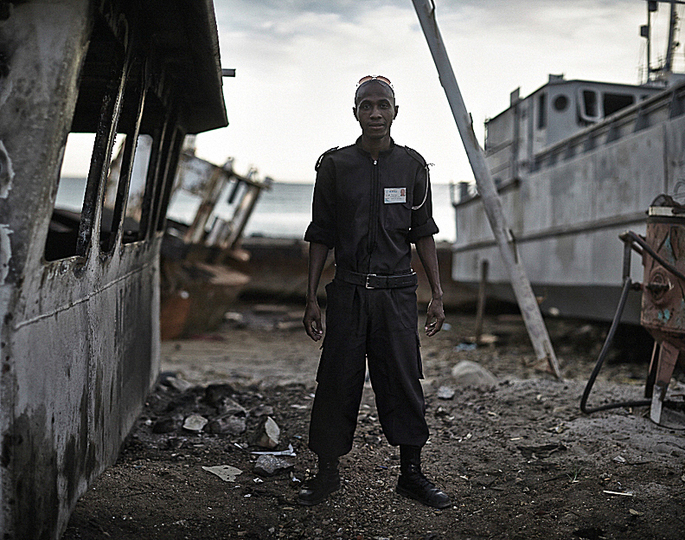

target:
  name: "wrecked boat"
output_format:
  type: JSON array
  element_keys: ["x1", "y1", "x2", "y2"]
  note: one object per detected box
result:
[
  {"x1": 452, "y1": 0, "x2": 685, "y2": 324},
  {"x1": 0, "y1": 0, "x2": 227, "y2": 537},
  {"x1": 160, "y1": 145, "x2": 272, "y2": 339}
]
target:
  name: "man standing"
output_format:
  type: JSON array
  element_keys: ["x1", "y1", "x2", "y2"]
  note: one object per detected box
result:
[{"x1": 300, "y1": 75, "x2": 450, "y2": 509}]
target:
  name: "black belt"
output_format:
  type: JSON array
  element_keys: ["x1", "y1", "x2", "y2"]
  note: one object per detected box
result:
[{"x1": 335, "y1": 268, "x2": 417, "y2": 289}]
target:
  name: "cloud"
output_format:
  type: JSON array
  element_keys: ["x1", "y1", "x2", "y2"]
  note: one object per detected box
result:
[{"x1": 195, "y1": 0, "x2": 669, "y2": 185}]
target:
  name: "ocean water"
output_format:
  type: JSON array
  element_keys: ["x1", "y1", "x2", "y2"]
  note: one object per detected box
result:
[{"x1": 55, "y1": 178, "x2": 456, "y2": 242}]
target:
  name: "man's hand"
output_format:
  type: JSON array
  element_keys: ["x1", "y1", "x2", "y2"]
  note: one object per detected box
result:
[
  {"x1": 424, "y1": 297, "x2": 445, "y2": 337},
  {"x1": 303, "y1": 299, "x2": 324, "y2": 341}
]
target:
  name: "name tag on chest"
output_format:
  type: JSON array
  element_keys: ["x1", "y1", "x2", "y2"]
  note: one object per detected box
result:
[{"x1": 384, "y1": 188, "x2": 406, "y2": 204}]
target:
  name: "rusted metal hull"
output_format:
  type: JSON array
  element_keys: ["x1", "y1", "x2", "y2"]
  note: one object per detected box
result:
[{"x1": 453, "y1": 82, "x2": 685, "y2": 324}]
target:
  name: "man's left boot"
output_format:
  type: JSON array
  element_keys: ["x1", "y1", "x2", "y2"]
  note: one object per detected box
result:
[{"x1": 396, "y1": 445, "x2": 451, "y2": 509}]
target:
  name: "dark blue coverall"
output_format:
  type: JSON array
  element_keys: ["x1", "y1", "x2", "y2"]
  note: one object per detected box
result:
[{"x1": 303, "y1": 137, "x2": 439, "y2": 459}]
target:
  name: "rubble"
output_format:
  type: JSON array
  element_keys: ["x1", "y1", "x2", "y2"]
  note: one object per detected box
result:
[
  {"x1": 253, "y1": 455, "x2": 294, "y2": 477},
  {"x1": 451, "y1": 359, "x2": 498, "y2": 388},
  {"x1": 251, "y1": 416, "x2": 280, "y2": 449}
]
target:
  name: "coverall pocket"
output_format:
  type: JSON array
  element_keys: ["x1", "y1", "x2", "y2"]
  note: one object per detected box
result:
[{"x1": 383, "y1": 200, "x2": 412, "y2": 231}]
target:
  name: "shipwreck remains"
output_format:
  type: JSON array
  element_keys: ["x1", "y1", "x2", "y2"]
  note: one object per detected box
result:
[{"x1": 0, "y1": 0, "x2": 227, "y2": 537}]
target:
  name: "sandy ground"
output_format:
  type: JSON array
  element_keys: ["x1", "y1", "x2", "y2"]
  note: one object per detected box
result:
[{"x1": 62, "y1": 303, "x2": 685, "y2": 540}]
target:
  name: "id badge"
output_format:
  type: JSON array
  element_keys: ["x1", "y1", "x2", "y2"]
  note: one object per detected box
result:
[{"x1": 384, "y1": 187, "x2": 406, "y2": 204}]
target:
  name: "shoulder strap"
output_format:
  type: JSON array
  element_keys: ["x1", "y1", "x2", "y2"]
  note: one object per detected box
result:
[
  {"x1": 315, "y1": 146, "x2": 340, "y2": 171},
  {"x1": 403, "y1": 145, "x2": 427, "y2": 167}
]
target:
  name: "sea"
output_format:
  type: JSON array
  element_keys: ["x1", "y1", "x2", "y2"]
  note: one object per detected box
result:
[{"x1": 55, "y1": 178, "x2": 456, "y2": 242}]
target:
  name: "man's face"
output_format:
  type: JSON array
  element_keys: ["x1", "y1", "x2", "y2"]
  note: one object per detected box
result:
[{"x1": 353, "y1": 82, "x2": 398, "y2": 141}]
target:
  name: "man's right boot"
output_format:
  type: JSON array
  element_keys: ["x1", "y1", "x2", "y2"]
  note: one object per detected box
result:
[{"x1": 297, "y1": 458, "x2": 340, "y2": 506}]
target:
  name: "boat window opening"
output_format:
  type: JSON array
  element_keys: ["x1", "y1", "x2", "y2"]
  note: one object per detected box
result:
[
  {"x1": 537, "y1": 92, "x2": 547, "y2": 129},
  {"x1": 603, "y1": 93, "x2": 635, "y2": 117},
  {"x1": 553, "y1": 94, "x2": 569, "y2": 112},
  {"x1": 44, "y1": 16, "x2": 124, "y2": 262},
  {"x1": 578, "y1": 89, "x2": 600, "y2": 125},
  {"x1": 583, "y1": 90, "x2": 598, "y2": 117},
  {"x1": 122, "y1": 134, "x2": 154, "y2": 243},
  {"x1": 46, "y1": 134, "x2": 95, "y2": 261}
]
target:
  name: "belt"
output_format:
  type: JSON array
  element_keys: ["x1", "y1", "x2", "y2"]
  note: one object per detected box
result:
[{"x1": 335, "y1": 268, "x2": 418, "y2": 289}]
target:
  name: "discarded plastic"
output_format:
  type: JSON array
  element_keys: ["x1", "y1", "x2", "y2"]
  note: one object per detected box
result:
[{"x1": 202, "y1": 465, "x2": 243, "y2": 482}]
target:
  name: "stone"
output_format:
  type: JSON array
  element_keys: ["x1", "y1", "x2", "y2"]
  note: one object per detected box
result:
[
  {"x1": 183, "y1": 414, "x2": 208, "y2": 432},
  {"x1": 204, "y1": 383, "x2": 237, "y2": 408},
  {"x1": 152, "y1": 415, "x2": 182, "y2": 434},
  {"x1": 437, "y1": 386, "x2": 455, "y2": 400},
  {"x1": 251, "y1": 416, "x2": 280, "y2": 449},
  {"x1": 208, "y1": 414, "x2": 247, "y2": 435},
  {"x1": 166, "y1": 376, "x2": 193, "y2": 393},
  {"x1": 218, "y1": 398, "x2": 248, "y2": 417},
  {"x1": 253, "y1": 455, "x2": 294, "y2": 477},
  {"x1": 451, "y1": 360, "x2": 498, "y2": 388},
  {"x1": 251, "y1": 404, "x2": 274, "y2": 417}
]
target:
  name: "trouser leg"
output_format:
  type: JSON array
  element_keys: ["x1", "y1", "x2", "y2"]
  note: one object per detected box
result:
[
  {"x1": 366, "y1": 287, "x2": 429, "y2": 447},
  {"x1": 308, "y1": 281, "x2": 367, "y2": 458}
]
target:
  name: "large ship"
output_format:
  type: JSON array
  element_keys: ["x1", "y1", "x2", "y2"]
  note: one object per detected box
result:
[{"x1": 452, "y1": 0, "x2": 685, "y2": 324}]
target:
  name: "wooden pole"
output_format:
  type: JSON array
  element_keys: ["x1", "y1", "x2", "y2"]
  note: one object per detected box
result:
[
  {"x1": 475, "y1": 260, "x2": 488, "y2": 344},
  {"x1": 412, "y1": 0, "x2": 562, "y2": 379}
]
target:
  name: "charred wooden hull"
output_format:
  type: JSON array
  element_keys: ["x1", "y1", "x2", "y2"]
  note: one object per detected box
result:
[{"x1": 0, "y1": 1, "x2": 226, "y2": 537}]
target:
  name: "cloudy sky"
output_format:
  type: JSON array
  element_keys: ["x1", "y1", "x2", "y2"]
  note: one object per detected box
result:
[
  {"x1": 196, "y1": 0, "x2": 685, "y2": 185},
  {"x1": 66, "y1": 1, "x2": 683, "y2": 185}
]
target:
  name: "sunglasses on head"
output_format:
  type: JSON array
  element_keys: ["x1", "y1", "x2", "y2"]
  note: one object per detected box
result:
[{"x1": 357, "y1": 75, "x2": 394, "y2": 89}]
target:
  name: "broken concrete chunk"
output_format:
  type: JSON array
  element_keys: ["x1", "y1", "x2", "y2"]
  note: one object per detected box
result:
[
  {"x1": 208, "y1": 414, "x2": 247, "y2": 435},
  {"x1": 451, "y1": 360, "x2": 498, "y2": 388},
  {"x1": 251, "y1": 416, "x2": 280, "y2": 449},
  {"x1": 166, "y1": 376, "x2": 193, "y2": 393},
  {"x1": 204, "y1": 383, "x2": 237, "y2": 408},
  {"x1": 152, "y1": 414, "x2": 182, "y2": 434},
  {"x1": 253, "y1": 455, "x2": 294, "y2": 477},
  {"x1": 251, "y1": 404, "x2": 274, "y2": 417},
  {"x1": 183, "y1": 414, "x2": 208, "y2": 432},
  {"x1": 437, "y1": 386, "x2": 456, "y2": 400}
]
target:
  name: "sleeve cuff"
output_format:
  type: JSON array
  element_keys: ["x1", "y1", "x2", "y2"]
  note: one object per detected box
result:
[
  {"x1": 407, "y1": 218, "x2": 439, "y2": 243},
  {"x1": 304, "y1": 222, "x2": 335, "y2": 249}
]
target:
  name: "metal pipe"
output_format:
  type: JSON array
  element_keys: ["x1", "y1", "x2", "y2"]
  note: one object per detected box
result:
[{"x1": 412, "y1": 0, "x2": 561, "y2": 378}]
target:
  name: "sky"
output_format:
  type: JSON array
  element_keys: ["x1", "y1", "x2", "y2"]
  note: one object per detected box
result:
[{"x1": 63, "y1": 1, "x2": 685, "y2": 184}]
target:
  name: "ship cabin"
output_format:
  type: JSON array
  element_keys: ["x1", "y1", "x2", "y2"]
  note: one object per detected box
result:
[
  {"x1": 482, "y1": 74, "x2": 665, "y2": 189},
  {"x1": 0, "y1": 1, "x2": 227, "y2": 538}
]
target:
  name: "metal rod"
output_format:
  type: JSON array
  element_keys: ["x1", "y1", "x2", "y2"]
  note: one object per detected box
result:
[{"x1": 412, "y1": 0, "x2": 561, "y2": 379}]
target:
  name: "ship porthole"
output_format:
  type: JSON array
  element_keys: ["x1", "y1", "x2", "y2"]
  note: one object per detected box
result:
[{"x1": 553, "y1": 95, "x2": 569, "y2": 112}]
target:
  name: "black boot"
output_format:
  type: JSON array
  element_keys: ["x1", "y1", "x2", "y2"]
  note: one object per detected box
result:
[
  {"x1": 298, "y1": 457, "x2": 341, "y2": 506},
  {"x1": 396, "y1": 445, "x2": 451, "y2": 509}
]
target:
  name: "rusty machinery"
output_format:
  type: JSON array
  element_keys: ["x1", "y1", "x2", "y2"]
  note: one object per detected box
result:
[{"x1": 581, "y1": 194, "x2": 685, "y2": 428}]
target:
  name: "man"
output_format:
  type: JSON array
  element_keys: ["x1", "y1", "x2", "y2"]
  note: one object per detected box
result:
[{"x1": 300, "y1": 75, "x2": 450, "y2": 509}]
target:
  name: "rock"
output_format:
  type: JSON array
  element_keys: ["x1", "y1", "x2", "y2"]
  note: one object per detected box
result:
[
  {"x1": 204, "y1": 383, "x2": 237, "y2": 408},
  {"x1": 165, "y1": 376, "x2": 193, "y2": 393},
  {"x1": 251, "y1": 404, "x2": 274, "y2": 417},
  {"x1": 251, "y1": 416, "x2": 280, "y2": 449},
  {"x1": 253, "y1": 455, "x2": 294, "y2": 477},
  {"x1": 437, "y1": 386, "x2": 455, "y2": 400},
  {"x1": 152, "y1": 415, "x2": 182, "y2": 434},
  {"x1": 208, "y1": 414, "x2": 247, "y2": 435},
  {"x1": 217, "y1": 398, "x2": 248, "y2": 417},
  {"x1": 183, "y1": 414, "x2": 208, "y2": 432},
  {"x1": 451, "y1": 360, "x2": 498, "y2": 388}
]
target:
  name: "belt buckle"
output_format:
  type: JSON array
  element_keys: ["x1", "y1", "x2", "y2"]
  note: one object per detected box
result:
[{"x1": 365, "y1": 273, "x2": 377, "y2": 289}]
